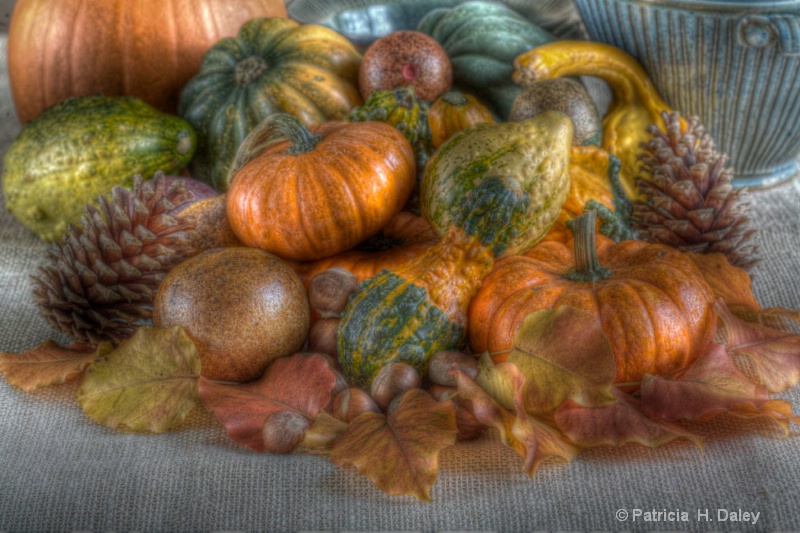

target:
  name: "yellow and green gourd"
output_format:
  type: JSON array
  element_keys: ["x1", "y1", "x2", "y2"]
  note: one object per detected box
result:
[
  {"x1": 2, "y1": 95, "x2": 196, "y2": 242},
  {"x1": 337, "y1": 111, "x2": 574, "y2": 389}
]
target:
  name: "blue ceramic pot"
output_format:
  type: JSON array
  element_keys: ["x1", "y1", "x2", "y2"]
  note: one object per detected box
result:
[{"x1": 574, "y1": 0, "x2": 800, "y2": 188}]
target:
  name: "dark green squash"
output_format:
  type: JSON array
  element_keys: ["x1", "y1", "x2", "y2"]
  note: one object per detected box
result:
[
  {"x1": 337, "y1": 110, "x2": 574, "y2": 389},
  {"x1": 2, "y1": 95, "x2": 196, "y2": 242},
  {"x1": 178, "y1": 17, "x2": 363, "y2": 190},
  {"x1": 417, "y1": 1, "x2": 555, "y2": 120}
]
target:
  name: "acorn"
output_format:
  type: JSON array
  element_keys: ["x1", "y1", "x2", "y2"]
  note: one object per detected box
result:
[{"x1": 370, "y1": 362, "x2": 422, "y2": 411}]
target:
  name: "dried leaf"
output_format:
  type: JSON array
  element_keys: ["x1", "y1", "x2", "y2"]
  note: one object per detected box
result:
[
  {"x1": 725, "y1": 400, "x2": 800, "y2": 436},
  {"x1": 715, "y1": 299, "x2": 800, "y2": 392},
  {"x1": 455, "y1": 368, "x2": 577, "y2": 477},
  {"x1": 77, "y1": 327, "x2": 201, "y2": 432},
  {"x1": 641, "y1": 343, "x2": 768, "y2": 419},
  {"x1": 199, "y1": 353, "x2": 337, "y2": 453},
  {"x1": 0, "y1": 340, "x2": 111, "y2": 392},
  {"x1": 331, "y1": 389, "x2": 457, "y2": 501},
  {"x1": 502, "y1": 307, "x2": 617, "y2": 413},
  {"x1": 474, "y1": 352, "x2": 517, "y2": 410},
  {"x1": 687, "y1": 252, "x2": 760, "y2": 315},
  {"x1": 555, "y1": 389, "x2": 704, "y2": 450},
  {"x1": 298, "y1": 411, "x2": 349, "y2": 454}
]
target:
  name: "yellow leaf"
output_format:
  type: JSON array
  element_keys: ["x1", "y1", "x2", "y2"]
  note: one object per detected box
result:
[
  {"x1": 507, "y1": 307, "x2": 617, "y2": 413},
  {"x1": 78, "y1": 326, "x2": 201, "y2": 432}
]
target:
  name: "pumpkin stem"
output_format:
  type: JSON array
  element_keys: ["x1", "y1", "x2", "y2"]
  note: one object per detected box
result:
[
  {"x1": 441, "y1": 91, "x2": 468, "y2": 107},
  {"x1": 226, "y1": 113, "x2": 322, "y2": 184},
  {"x1": 566, "y1": 211, "x2": 613, "y2": 283}
]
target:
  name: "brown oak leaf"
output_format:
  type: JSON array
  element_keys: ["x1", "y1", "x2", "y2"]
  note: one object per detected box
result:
[
  {"x1": 331, "y1": 389, "x2": 457, "y2": 501},
  {"x1": 555, "y1": 389, "x2": 704, "y2": 449},
  {"x1": 715, "y1": 299, "x2": 800, "y2": 393},
  {"x1": 78, "y1": 326, "x2": 201, "y2": 432},
  {"x1": 640, "y1": 342, "x2": 799, "y2": 431},
  {"x1": 0, "y1": 340, "x2": 111, "y2": 392},
  {"x1": 199, "y1": 353, "x2": 338, "y2": 453},
  {"x1": 477, "y1": 307, "x2": 616, "y2": 414},
  {"x1": 455, "y1": 368, "x2": 577, "y2": 477}
]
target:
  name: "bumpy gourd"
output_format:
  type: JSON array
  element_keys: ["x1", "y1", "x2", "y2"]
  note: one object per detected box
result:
[
  {"x1": 422, "y1": 111, "x2": 574, "y2": 257},
  {"x1": 338, "y1": 112, "x2": 573, "y2": 388},
  {"x1": 513, "y1": 40, "x2": 681, "y2": 198},
  {"x1": 3, "y1": 95, "x2": 196, "y2": 242}
]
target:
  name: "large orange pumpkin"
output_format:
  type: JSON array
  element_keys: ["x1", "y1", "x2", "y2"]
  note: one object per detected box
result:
[
  {"x1": 7, "y1": 0, "x2": 287, "y2": 123},
  {"x1": 468, "y1": 213, "x2": 718, "y2": 384},
  {"x1": 226, "y1": 113, "x2": 416, "y2": 262}
]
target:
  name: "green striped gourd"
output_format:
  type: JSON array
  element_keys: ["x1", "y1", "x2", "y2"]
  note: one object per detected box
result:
[
  {"x1": 2, "y1": 95, "x2": 196, "y2": 242},
  {"x1": 337, "y1": 111, "x2": 574, "y2": 388}
]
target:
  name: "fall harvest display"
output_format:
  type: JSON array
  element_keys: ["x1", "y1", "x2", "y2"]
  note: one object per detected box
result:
[{"x1": 3, "y1": 4, "x2": 800, "y2": 506}]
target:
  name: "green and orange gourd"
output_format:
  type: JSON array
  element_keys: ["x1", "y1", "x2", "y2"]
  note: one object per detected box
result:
[{"x1": 337, "y1": 111, "x2": 574, "y2": 388}]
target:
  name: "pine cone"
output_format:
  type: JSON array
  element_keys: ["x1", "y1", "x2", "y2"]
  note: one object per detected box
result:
[
  {"x1": 31, "y1": 173, "x2": 197, "y2": 345},
  {"x1": 631, "y1": 111, "x2": 759, "y2": 271}
]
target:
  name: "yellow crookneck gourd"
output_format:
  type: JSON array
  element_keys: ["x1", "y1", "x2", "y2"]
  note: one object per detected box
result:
[{"x1": 514, "y1": 40, "x2": 684, "y2": 199}]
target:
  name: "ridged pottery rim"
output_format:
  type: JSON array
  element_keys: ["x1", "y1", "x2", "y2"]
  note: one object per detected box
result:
[{"x1": 634, "y1": 0, "x2": 800, "y2": 11}]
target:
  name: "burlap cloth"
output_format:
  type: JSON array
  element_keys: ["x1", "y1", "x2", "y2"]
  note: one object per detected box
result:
[{"x1": 2, "y1": 24, "x2": 800, "y2": 533}]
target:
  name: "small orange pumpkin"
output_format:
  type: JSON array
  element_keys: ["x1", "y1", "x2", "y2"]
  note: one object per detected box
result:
[
  {"x1": 293, "y1": 211, "x2": 439, "y2": 287},
  {"x1": 468, "y1": 212, "x2": 717, "y2": 384},
  {"x1": 226, "y1": 113, "x2": 416, "y2": 262},
  {"x1": 428, "y1": 91, "x2": 495, "y2": 148}
]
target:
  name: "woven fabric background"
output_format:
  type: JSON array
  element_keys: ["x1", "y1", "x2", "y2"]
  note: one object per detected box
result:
[{"x1": 2, "y1": 18, "x2": 800, "y2": 533}]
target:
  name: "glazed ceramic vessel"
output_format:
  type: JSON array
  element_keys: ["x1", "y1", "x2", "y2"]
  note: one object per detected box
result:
[{"x1": 574, "y1": 0, "x2": 800, "y2": 188}]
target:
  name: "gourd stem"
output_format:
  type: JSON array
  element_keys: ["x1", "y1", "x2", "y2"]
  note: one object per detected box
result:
[
  {"x1": 226, "y1": 113, "x2": 322, "y2": 185},
  {"x1": 442, "y1": 91, "x2": 468, "y2": 107},
  {"x1": 566, "y1": 211, "x2": 613, "y2": 283}
]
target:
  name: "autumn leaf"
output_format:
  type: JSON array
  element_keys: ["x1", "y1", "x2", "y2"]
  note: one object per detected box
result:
[
  {"x1": 78, "y1": 327, "x2": 201, "y2": 432},
  {"x1": 298, "y1": 411, "x2": 349, "y2": 454},
  {"x1": 0, "y1": 340, "x2": 111, "y2": 392},
  {"x1": 555, "y1": 389, "x2": 704, "y2": 450},
  {"x1": 455, "y1": 368, "x2": 577, "y2": 477},
  {"x1": 687, "y1": 252, "x2": 761, "y2": 315},
  {"x1": 715, "y1": 299, "x2": 800, "y2": 393},
  {"x1": 331, "y1": 389, "x2": 457, "y2": 501},
  {"x1": 643, "y1": 343, "x2": 763, "y2": 416},
  {"x1": 479, "y1": 307, "x2": 617, "y2": 414},
  {"x1": 199, "y1": 353, "x2": 338, "y2": 453}
]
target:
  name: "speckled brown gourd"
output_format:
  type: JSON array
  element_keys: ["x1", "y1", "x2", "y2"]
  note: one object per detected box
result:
[
  {"x1": 358, "y1": 30, "x2": 453, "y2": 101},
  {"x1": 509, "y1": 78, "x2": 601, "y2": 146},
  {"x1": 153, "y1": 247, "x2": 310, "y2": 383}
]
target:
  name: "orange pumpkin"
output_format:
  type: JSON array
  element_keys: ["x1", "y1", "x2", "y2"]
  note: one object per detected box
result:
[
  {"x1": 7, "y1": 0, "x2": 287, "y2": 123},
  {"x1": 226, "y1": 113, "x2": 416, "y2": 262},
  {"x1": 293, "y1": 211, "x2": 439, "y2": 287},
  {"x1": 468, "y1": 213, "x2": 717, "y2": 384},
  {"x1": 428, "y1": 91, "x2": 495, "y2": 148}
]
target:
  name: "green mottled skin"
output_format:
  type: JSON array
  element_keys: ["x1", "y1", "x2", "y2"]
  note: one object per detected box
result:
[
  {"x1": 417, "y1": 1, "x2": 554, "y2": 119},
  {"x1": 338, "y1": 271, "x2": 465, "y2": 389},
  {"x1": 3, "y1": 96, "x2": 196, "y2": 242},
  {"x1": 421, "y1": 111, "x2": 573, "y2": 257},
  {"x1": 338, "y1": 175, "x2": 530, "y2": 389},
  {"x1": 348, "y1": 85, "x2": 433, "y2": 179},
  {"x1": 179, "y1": 17, "x2": 362, "y2": 190}
]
